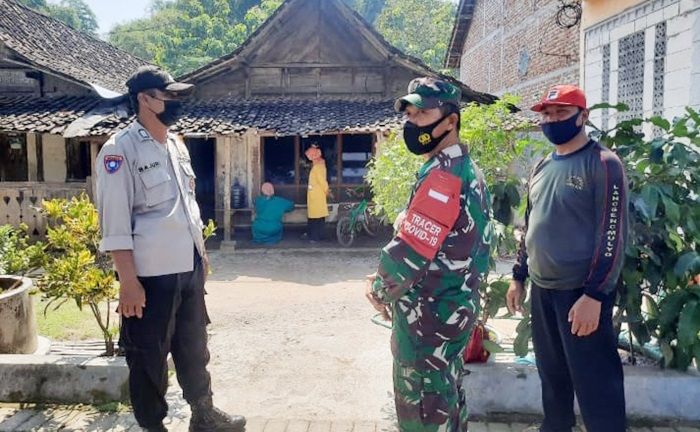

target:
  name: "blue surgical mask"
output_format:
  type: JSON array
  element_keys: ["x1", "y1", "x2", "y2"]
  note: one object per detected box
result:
[{"x1": 541, "y1": 110, "x2": 583, "y2": 145}]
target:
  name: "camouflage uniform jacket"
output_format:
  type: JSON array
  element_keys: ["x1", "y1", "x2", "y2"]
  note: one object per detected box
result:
[{"x1": 372, "y1": 143, "x2": 493, "y2": 370}]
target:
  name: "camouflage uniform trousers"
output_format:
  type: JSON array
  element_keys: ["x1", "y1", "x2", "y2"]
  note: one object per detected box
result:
[{"x1": 391, "y1": 295, "x2": 476, "y2": 432}]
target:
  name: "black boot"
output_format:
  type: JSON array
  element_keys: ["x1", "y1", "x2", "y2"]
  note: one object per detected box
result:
[
  {"x1": 189, "y1": 398, "x2": 246, "y2": 432},
  {"x1": 142, "y1": 424, "x2": 168, "y2": 432}
]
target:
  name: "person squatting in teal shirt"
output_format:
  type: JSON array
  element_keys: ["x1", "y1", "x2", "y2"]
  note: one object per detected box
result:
[{"x1": 252, "y1": 183, "x2": 295, "y2": 245}]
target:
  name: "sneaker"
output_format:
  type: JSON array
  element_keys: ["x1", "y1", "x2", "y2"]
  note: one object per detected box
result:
[{"x1": 189, "y1": 402, "x2": 246, "y2": 432}]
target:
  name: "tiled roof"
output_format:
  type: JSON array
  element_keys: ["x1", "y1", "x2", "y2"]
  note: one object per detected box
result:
[
  {"x1": 94, "y1": 98, "x2": 404, "y2": 137},
  {"x1": 1, "y1": 96, "x2": 404, "y2": 137},
  {"x1": 0, "y1": 95, "x2": 99, "y2": 134},
  {"x1": 0, "y1": 0, "x2": 150, "y2": 94},
  {"x1": 0, "y1": 95, "x2": 536, "y2": 137}
]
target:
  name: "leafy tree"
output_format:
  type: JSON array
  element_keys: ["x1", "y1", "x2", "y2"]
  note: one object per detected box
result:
[
  {"x1": 342, "y1": 0, "x2": 386, "y2": 24},
  {"x1": 109, "y1": 0, "x2": 283, "y2": 76},
  {"x1": 229, "y1": 0, "x2": 262, "y2": 20},
  {"x1": 17, "y1": 0, "x2": 47, "y2": 9},
  {"x1": 17, "y1": 0, "x2": 98, "y2": 35},
  {"x1": 373, "y1": 0, "x2": 456, "y2": 71}
]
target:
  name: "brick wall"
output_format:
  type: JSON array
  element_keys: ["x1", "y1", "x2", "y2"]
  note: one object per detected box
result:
[{"x1": 459, "y1": 0, "x2": 580, "y2": 111}]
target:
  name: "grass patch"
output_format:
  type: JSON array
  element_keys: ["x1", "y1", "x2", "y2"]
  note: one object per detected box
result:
[
  {"x1": 33, "y1": 296, "x2": 118, "y2": 341},
  {"x1": 93, "y1": 401, "x2": 130, "y2": 413}
]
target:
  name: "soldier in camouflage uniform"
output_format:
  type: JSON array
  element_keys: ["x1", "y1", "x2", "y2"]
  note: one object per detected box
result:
[{"x1": 366, "y1": 78, "x2": 492, "y2": 431}]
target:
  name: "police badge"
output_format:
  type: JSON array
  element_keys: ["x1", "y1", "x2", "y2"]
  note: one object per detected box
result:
[{"x1": 104, "y1": 155, "x2": 124, "y2": 174}]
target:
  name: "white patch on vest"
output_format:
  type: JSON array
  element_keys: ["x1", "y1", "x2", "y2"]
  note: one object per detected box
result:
[{"x1": 428, "y1": 189, "x2": 449, "y2": 203}]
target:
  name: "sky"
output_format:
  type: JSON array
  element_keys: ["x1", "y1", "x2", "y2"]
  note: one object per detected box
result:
[{"x1": 47, "y1": 0, "x2": 150, "y2": 36}]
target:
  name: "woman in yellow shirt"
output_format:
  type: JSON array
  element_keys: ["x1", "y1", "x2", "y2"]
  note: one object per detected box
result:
[{"x1": 305, "y1": 144, "x2": 329, "y2": 242}]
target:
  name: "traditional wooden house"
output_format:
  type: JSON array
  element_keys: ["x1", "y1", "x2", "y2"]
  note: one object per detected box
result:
[
  {"x1": 0, "y1": 0, "x2": 496, "y2": 241},
  {"x1": 0, "y1": 0, "x2": 150, "y2": 235}
]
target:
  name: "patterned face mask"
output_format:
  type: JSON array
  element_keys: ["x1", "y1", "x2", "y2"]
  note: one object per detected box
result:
[{"x1": 402, "y1": 116, "x2": 450, "y2": 155}]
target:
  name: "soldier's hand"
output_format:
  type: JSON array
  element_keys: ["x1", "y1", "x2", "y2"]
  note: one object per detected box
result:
[
  {"x1": 117, "y1": 278, "x2": 146, "y2": 319},
  {"x1": 365, "y1": 274, "x2": 391, "y2": 321},
  {"x1": 506, "y1": 279, "x2": 525, "y2": 314},
  {"x1": 393, "y1": 210, "x2": 407, "y2": 233},
  {"x1": 568, "y1": 294, "x2": 601, "y2": 337}
]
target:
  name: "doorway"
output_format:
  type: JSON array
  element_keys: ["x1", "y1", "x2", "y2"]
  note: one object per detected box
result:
[{"x1": 184, "y1": 138, "x2": 216, "y2": 224}]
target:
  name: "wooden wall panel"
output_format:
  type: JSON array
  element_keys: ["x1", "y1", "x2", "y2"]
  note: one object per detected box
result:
[
  {"x1": 250, "y1": 68, "x2": 284, "y2": 94},
  {"x1": 196, "y1": 71, "x2": 248, "y2": 98},
  {"x1": 288, "y1": 68, "x2": 319, "y2": 94}
]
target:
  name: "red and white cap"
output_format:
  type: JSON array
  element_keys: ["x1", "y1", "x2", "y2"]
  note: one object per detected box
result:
[{"x1": 531, "y1": 84, "x2": 587, "y2": 112}]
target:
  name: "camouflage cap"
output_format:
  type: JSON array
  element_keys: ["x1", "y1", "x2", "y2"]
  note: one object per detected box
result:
[{"x1": 394, "y1": 77, "x2": 462, "y2": 112}]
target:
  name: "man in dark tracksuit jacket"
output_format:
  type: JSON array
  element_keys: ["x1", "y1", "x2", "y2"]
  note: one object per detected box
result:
[{"x1": 506, "y1": 85, "x2": 628, "y2": 432}]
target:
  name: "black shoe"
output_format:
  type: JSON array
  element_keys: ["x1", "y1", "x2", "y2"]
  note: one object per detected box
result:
[
  {"x1": 142, "y1": 424, "x2": 167, "y2": 432},
  {"x1": 189, "y1": 401, "x2": 246, "y2": 432}
]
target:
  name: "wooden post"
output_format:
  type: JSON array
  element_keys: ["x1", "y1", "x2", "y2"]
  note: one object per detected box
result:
[
  {"x1": 26, "y1": 133, "x2": 38, "y2": 182},
  {"x1": 89, "y1": 141, "x2": 99, "y2": 200},
  {"x1": 223, "y1": 136, "x2": 232, "y2": 244},
  {"x1": 294, "y1": 135, "x2": 301, "y2": 202},
  {"x1": 36, "y1": 134, "x2": 44, "y2": 182},
  {"x1": 336, "y1": 133, "x2": 343, "y2": 200}
]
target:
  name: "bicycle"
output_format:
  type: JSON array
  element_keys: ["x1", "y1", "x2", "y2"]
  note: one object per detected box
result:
[{"x1": 335, "y1": 198, "x2": 381, "y2": 247}]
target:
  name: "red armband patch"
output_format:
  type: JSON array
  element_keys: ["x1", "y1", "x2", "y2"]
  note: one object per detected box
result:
[{"x1": 398, "y1": 169, "x2": 462, "y2": 259}]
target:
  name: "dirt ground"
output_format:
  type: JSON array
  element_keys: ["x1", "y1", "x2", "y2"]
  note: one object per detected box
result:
[
  {"x1": 204, "y1": 250, "x2": 396, "y2": 423},
  {"x1": 202, "y1": 249, "x2": 518, "y2": 423}
]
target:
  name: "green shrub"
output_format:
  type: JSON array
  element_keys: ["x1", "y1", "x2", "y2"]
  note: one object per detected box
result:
[
  {"x1": 590, "y1": 105, "x2": 700, "y2": 370},
  {"x1": 35, "y1": 194, "x2": 119, "y2": 355},
  {"x1": 0, "y1": 224, "x2": 43, "y2": 289}
]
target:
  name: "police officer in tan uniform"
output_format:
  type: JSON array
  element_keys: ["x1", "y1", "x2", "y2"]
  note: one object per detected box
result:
[{"x1": 96, "y1": 66, "x2": 246, "y2": 432}]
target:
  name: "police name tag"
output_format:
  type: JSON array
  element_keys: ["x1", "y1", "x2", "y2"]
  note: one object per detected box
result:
[
  {"x1": 138, "y1": 161, "x2": 161, "y2": 173},
  {"x1": 104, "y1": 155, "x2": 124, "y2": 174}
]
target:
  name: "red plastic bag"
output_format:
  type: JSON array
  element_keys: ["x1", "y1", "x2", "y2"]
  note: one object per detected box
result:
[{"x1": 464, "y1": 322, "x2": 490, "y2": 363}]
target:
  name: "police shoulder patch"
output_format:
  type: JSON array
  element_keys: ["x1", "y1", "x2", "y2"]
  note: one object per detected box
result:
[{"x1": 104, "y1": 155, "x2": 124, "y2": 174}]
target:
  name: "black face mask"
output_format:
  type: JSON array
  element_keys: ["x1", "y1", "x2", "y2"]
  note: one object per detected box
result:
[
  {"x1": 155, "y1": 100, "x2": 182, "y2": 126},
  {"x1": 541, "y1": 110, "x2": 583, "y2": 145},
  {"x1": 403, "y1": 116, "x2": 451, "y2": 155}
]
